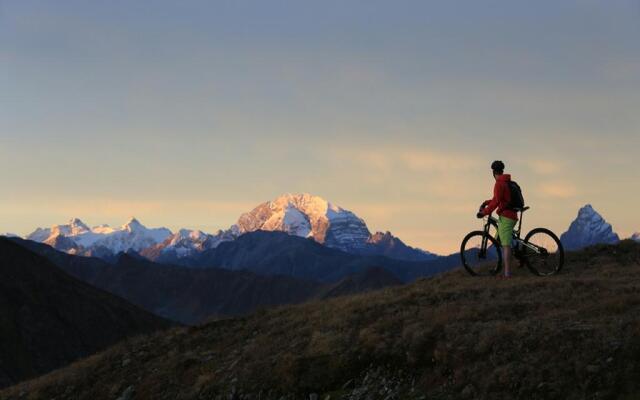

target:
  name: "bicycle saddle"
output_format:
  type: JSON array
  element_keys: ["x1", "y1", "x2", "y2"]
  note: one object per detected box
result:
[{"x1": 513, "y1": 206, "x2": 530, "y2": 212}]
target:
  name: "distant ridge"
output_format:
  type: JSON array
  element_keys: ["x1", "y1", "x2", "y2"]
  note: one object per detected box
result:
[
  {"x1": 22, "y1": 193, "x2": 438, "y2": 262},
  {"x1": 185, "y1": 230, "x2": 458, "y2": 282},
  {"x1": 10, "y1": 236, "x2": 426, "y2": 325}
]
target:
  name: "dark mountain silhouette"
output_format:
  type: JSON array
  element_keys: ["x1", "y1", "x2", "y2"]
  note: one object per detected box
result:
[
  {"x1": 9, "y1": 238, "x2": 317, "y2": 324},
  {"x1": 3, "y1": 241, "x2": 640, "y2": 399},
  {"x1": 9, "y1": 238, "x2": 412, "y2": 325},
  {"x1": 184, "y1": 230, "x2": 459, "y2": 282},
  {"x1": 361, "y1": 231, "x2": 437, "y2": 261},
  {"x1": 0, "y1": 238, "x2": 172, "y2": 389}
]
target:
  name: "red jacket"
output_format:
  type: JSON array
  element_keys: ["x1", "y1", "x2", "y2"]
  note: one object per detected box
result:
[{"x1": 482, "y1": 174, "x2": 518, "y2": 221}]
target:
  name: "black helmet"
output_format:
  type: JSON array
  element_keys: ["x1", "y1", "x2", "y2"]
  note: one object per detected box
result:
[{"x1": 491, "y1": 160, "x2": 505, "y2": 173}]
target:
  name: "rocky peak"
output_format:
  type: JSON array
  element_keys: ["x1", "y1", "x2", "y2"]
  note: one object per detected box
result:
[
  {"x1": 235, "y1": 193, "x2": 371, "y2": 252},
  {"x1": 122, "y1": 217, "x2": 144, "y2": 232},
  {"x1": 560, "y1": 204, "x2": 620, "y2": 250}
]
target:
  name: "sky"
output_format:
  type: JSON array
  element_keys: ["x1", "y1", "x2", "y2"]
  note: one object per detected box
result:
[{"x1": 1, "y1": 0, "x2": 639, "y2": 254}]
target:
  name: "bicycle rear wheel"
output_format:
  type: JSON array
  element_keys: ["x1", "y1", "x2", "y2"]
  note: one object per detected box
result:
[
  {"x1": 460, "y1": 231, "x2": 502, "y2": 276},
  {"x1": 522, "y1": 228, "x2": 564, "y2": 276}
]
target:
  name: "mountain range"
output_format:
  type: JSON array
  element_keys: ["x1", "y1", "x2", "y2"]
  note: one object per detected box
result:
[
  {"x1": 24, "y1": 194, "x2": 437, "y2": 263},
  {"x1": 18, "y1": 197, "x2": 637, "y2": 265},
  {"x1": 9, "y1": 236, "x2": 412, "y2": 324}
]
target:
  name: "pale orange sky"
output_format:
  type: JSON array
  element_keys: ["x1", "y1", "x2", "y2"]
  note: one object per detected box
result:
[{"x1": 1, "y1": 1, "x2": 639, "y2": 254}]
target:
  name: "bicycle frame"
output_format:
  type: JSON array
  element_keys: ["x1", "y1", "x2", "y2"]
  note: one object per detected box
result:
[{"x1": 482, "y1": 213, "x2": 546, "y2": 255}]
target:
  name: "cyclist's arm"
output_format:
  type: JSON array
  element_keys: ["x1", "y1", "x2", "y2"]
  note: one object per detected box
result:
[{"x1": 482, "y1": 182, "x2": 501, "y2": 216}]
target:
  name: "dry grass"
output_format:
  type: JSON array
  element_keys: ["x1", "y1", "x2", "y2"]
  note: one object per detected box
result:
[{"x1": 2, "y1": 241, "x2": 640, "y2": 400}]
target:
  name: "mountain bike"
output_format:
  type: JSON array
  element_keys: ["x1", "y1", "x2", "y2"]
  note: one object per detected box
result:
[{"x1": 460, "y1": 204, "x2": 564, "y2": 276}]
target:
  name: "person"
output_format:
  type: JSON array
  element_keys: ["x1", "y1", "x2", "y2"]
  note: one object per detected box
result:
[{"x1": 477, "y1": 160, "x2": 518, "y2": 279}]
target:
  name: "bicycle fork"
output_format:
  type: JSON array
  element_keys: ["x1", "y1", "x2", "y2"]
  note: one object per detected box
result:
[{"x1": 479, "y1": 223, "x2": 491, "y2": 259}]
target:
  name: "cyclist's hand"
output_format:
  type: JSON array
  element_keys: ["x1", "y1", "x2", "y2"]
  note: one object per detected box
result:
[{"x1": 476, "y1": 212, "x2": 485, "y2": 219}]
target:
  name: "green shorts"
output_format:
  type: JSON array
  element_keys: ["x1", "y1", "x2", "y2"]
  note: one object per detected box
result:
[{"x1": 497, "y1": 215, "x2": 517, "y2": 247}]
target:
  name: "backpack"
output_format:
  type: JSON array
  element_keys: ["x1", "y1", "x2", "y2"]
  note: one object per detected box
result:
[{"x1": 507, "y1": 181, "x2": 525, "y2": 210}]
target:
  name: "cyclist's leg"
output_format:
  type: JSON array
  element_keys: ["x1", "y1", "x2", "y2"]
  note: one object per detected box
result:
[{"x1": 498, "y1": 216, "x2": 517, "y2": 277}]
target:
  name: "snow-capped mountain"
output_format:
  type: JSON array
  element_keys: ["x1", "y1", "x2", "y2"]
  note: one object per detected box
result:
[
  {"x1": 27, "y1": 218, "x2": 91, "y2": 243},
  {"x1": 22, "y1": 193, "x2": 437, "y2": 262},
  {"x1": 235, "y1": 193, "x2": 372, "y2": 252},
  {"x1": 631, "y1": 233, "x2": 640, "y2": 242},
  {"x1": 26, "y1": 217, "x2": 171, "y2": 256},
  {"x1": 91, "y1": 218, "x2": 171, "y2": 253},
  {"x1": 232, "y1": 193, "x2": 436, "y2": 260},
  {"x1": 1, "y1": 232, "x2": 20, "y2": 238},
  {"x1": 141, "y1": 228, "x2": 236, "y2": 263},
  {"x1": 560, "y1": 204, "x2": 620, "y2": 250}
]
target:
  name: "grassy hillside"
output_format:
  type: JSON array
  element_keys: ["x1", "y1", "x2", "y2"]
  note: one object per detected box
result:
[{"x1": 2, "y1": 241, "x2": 640, "y2": 400}]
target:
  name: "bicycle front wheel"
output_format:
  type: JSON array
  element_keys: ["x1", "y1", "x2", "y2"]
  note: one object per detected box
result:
[
  {"x1": 522, "y1": 228, "x2": 564, "y2": 276},
  {"x1": 460, "y1": 231, "x2": 502, "y2": 276}
]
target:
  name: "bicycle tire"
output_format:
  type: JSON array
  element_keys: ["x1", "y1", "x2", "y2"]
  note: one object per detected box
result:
[
  {"x1": 460, "y1": 230, "x2": 503, "y2": 276},
  {"x1": 522, "y1": 228, "x2": 564, "y2": 276}
]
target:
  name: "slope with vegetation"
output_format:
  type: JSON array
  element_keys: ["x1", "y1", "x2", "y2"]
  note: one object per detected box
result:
[
  {"x1": 2, "y1": 241, "x2": 640, "y2": 399},
  {"x1": 0, "y1": 238, "x2": 173, "y2": 389}
]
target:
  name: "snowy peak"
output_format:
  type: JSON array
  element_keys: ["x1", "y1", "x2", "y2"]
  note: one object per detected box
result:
[
  {"x1": 560, "y1": 204, "x2": 620, "y2": 250},
  {"x1": 26, "y1": 217, "x2": 172, "y2": 256},
  {"x1": 25, "y1": 228, "x2": 51, "y2": 242},
  {"x1": 140, "y1": 228, "x2": 227, "y2": 262},
  {"x1": 233, "y1": 193, "x2": 438, "y2": 257},
  {"x1": 167, "y1": 229, "x2": 210, "y2": 247},
  {"x1": 68, "y1": 218, "x2": 90, "y2": 233},
  {"x1": 44, "y1": 234, "x2": 79, "y2": 253},
  {"x1": 235, "y1": 193, "x2": 371, "y2": 252},
  {"x1": 51, "y1": 217, "x2": 90, "y2": 237},
  {"x1": 631, "y1": 233, "x2": 640, "y2": 242},
  {"x1": 122, "y1": 217, "x2": 144, "y2": 232},
  {"x1": 26, "y1": 218, "x2": 91, "y2": 242}
]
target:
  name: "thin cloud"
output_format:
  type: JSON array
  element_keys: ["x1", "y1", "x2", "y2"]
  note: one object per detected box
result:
[
  {"x1": 538, "y1": 182, "x2": 578, "y2": 199},
  {"x1": 527, "y1": 160, "x2": 562, "y2": 175},
  {"x1": 332, "y1": 146, "x2": 481, "y2": 174},
  {"x1": 399, "y1": 150, "x2": 480, "y2": 172}
]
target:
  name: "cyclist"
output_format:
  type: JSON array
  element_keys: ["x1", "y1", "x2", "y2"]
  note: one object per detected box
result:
[{"x1": 477, "y1": 160, "x2": 518, "y2": 279}]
